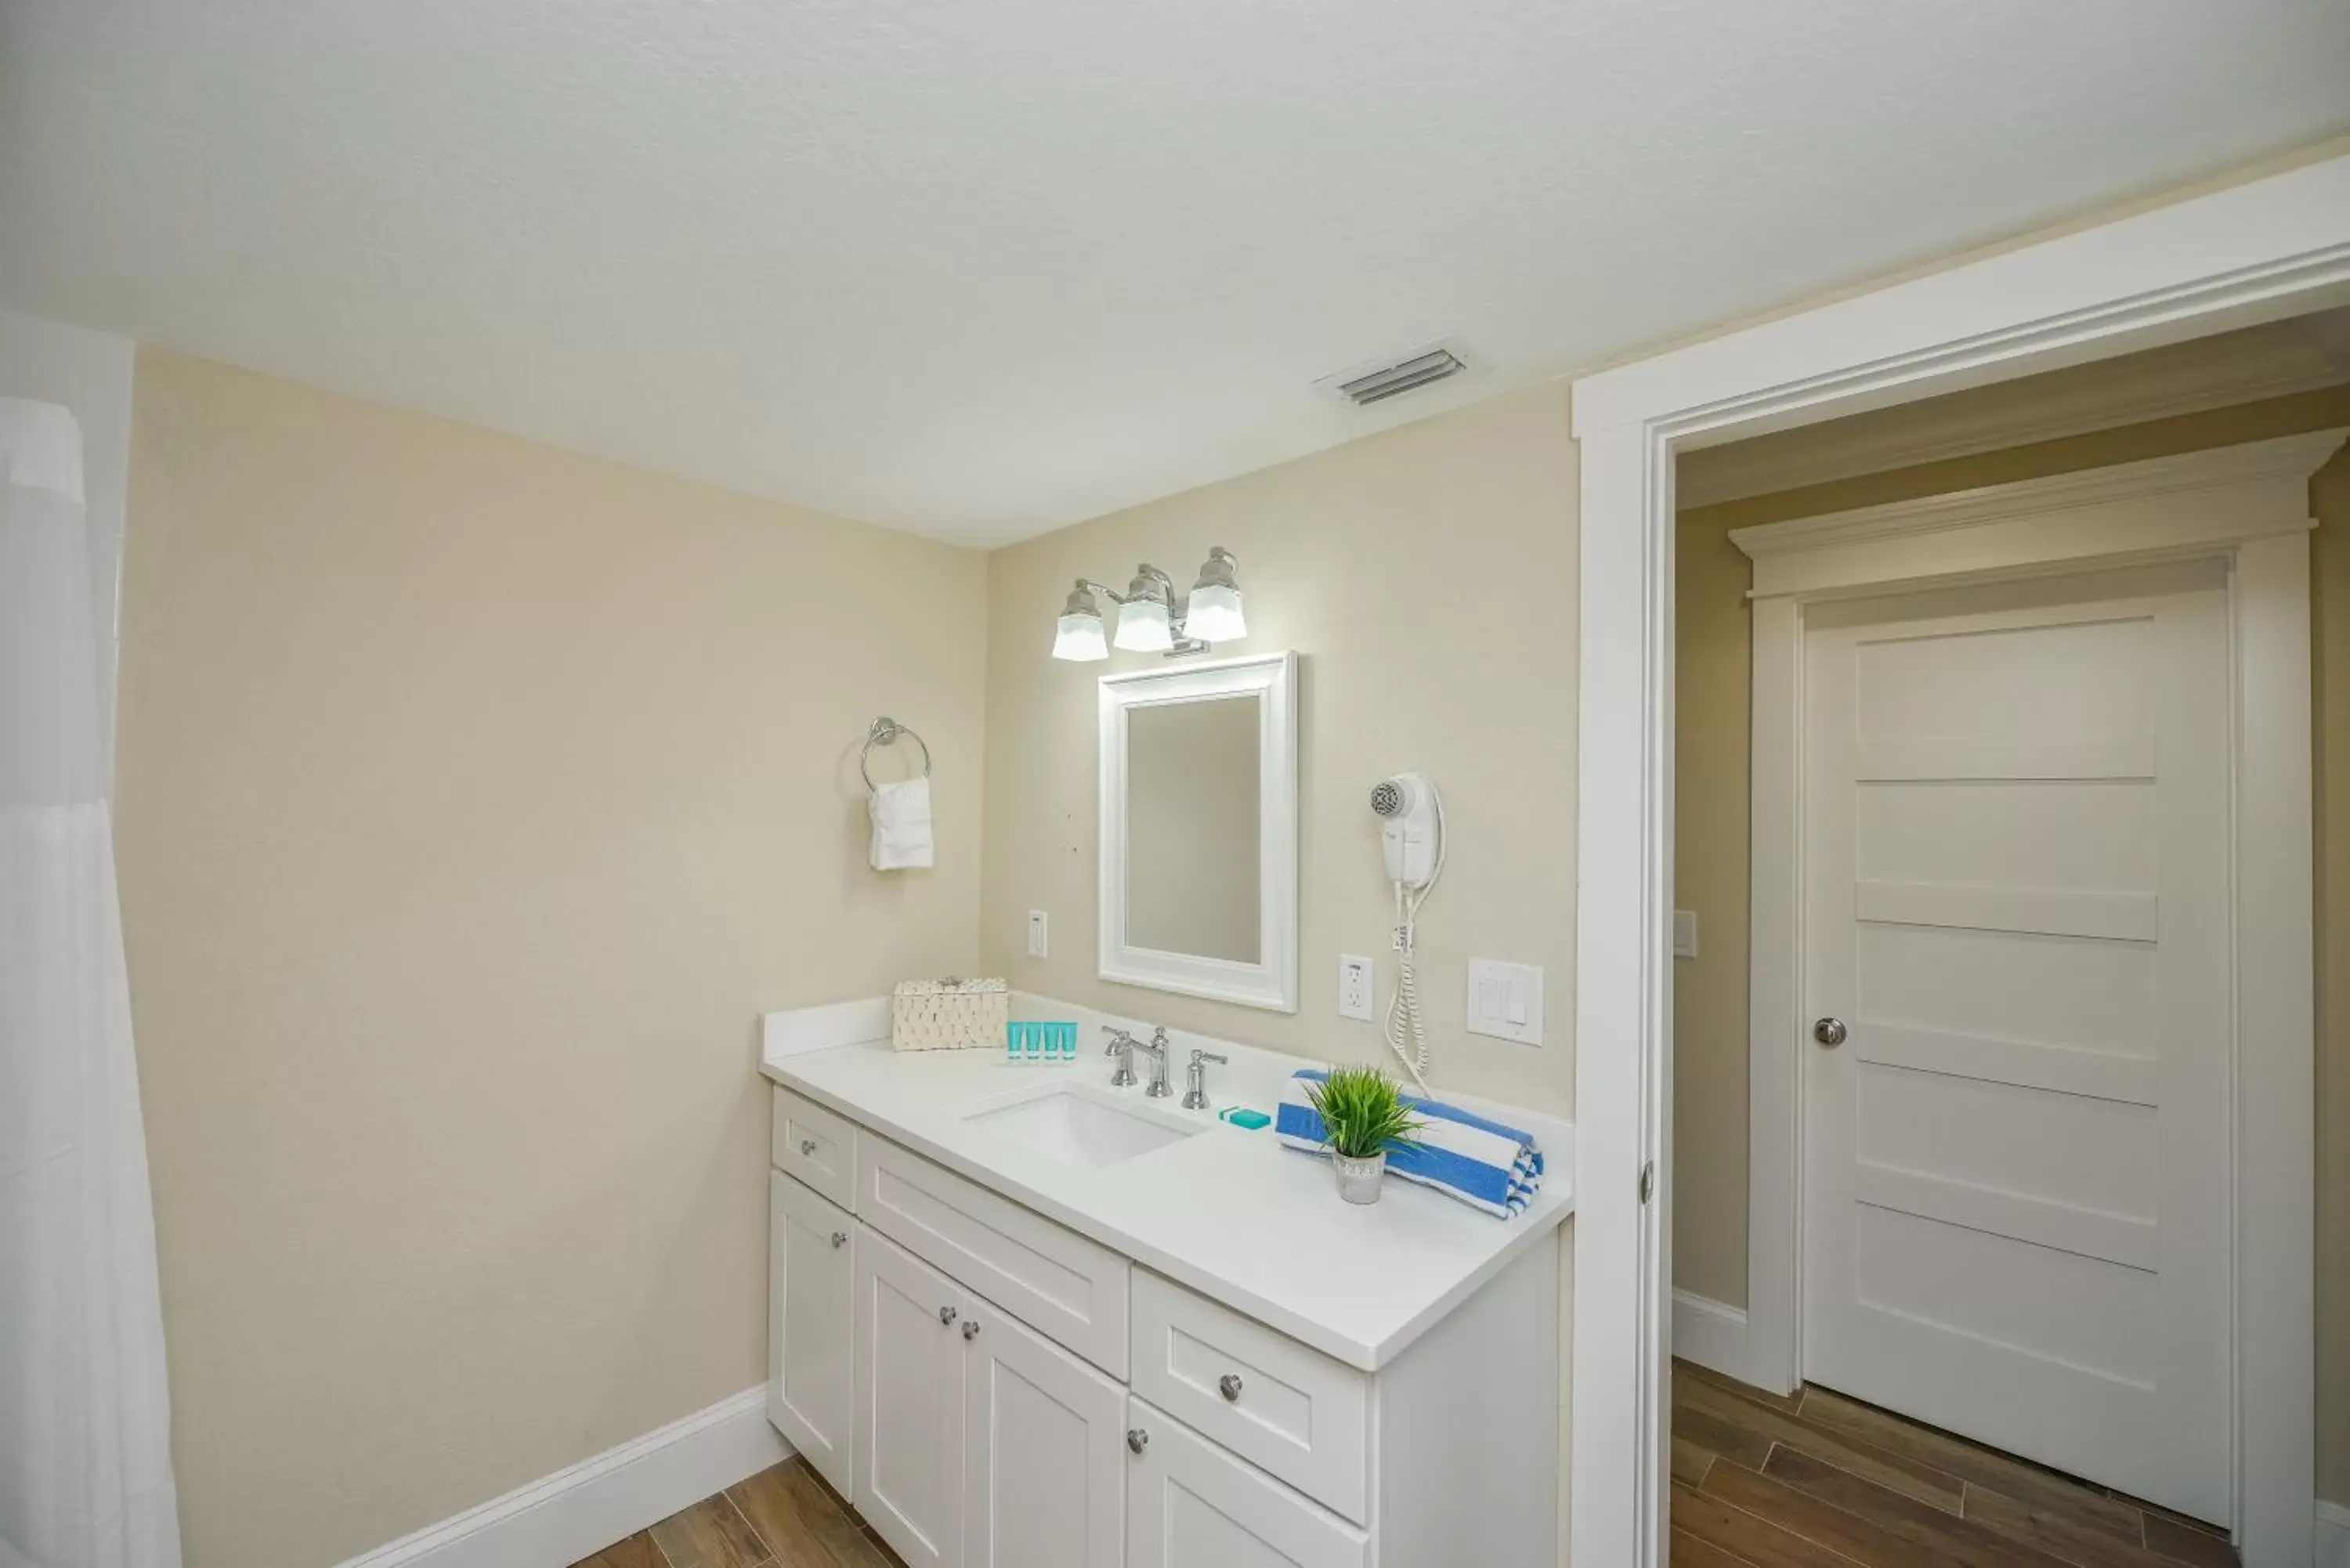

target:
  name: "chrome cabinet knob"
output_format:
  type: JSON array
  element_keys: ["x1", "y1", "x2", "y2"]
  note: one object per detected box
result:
[
  {"x1": 1813, "y1": 1017, "x2": 1847, "y2": 1047},
  {"x1": 938, "y1": 1305, "x2": 957, "y2": 1327},
  {"x1": 1219, "y1": 1373, "x2": 1244, "y2": 1403},
  {"x1": 962, "y1": 1320, "x2": 981, "y2": 1341},
  {"x1": 830, "y1": 1230, "x2": 848, "y2": 1248},
  {"x1": 800, "y1": 1138, "x2": 818, "y2": 1156},
  {"x1": 1126, "y1": 1428, "x2": 1149, "y2": 1454}
]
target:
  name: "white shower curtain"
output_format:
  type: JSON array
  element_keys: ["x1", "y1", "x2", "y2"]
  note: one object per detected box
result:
[{"x1": 0, "y1": 399, "x2": 182, "y2": 1568}]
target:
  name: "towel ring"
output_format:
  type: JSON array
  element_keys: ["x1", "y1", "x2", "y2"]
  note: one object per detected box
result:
[{"x1": 860, "y1": 716, "x2": 931, "y2": 791}]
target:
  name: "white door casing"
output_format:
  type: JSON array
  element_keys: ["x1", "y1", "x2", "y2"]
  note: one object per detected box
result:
[
  {"x1": 1799, "y1": 563, "x2": 2232, "y2": 1520},
  {"x1": 1569, "y1": 149, "x2": 2350, "y2": 1568},
  {"x1": 770, "y1": 1172, "x2": 858, "y2": 1497},
  {"x1": 1726, "y1": 428, "x2": 2337, "y2": 1552}
]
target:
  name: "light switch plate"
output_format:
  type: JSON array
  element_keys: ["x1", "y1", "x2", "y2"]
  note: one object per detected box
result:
[
  {"x1": 1674, "y1": 909, "x2": 1698, "y2": 959},
  {"x1": 1026, "y1": 909, "x2": 1049, "y2": 959},
  {"x1": 1338, "y1": 955, "x2": 1375, "y2": 1021},
  {"x1": 1466, "y1": 958, "x2": 1543, "y2": 1046}
]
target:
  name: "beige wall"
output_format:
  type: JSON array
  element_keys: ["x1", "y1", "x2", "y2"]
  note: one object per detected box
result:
[
  {"x1": 980, "y1": 382, "x2": 1579, "y2": 1109},
  {"x1": 112, "y1": 351, "x2": 989, "y2": 1568},
  {"x1": 1668, "y1": 384, "x2": 2350, "y2": 1501},
  {"x1": 2312, "y1": 443, "x2": 2350, "y2": 1508},
  {"x1": 978, "y1": 383, "x2": 1580, "y2": 1556}
]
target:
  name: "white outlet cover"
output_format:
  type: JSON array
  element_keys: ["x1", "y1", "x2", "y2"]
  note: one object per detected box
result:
[
  {"x1": 1466, "y1": 958, "x2": 1543, "y2": 1046},
  {"x1": 1673, "y1": 909, "x2": 1697, "y2": 959},
  {"x1": 1027, "y1": 909, "x2": 1049, "y2": 959},
  {"x1": 1337, "y1": 954, "x2": 1375, "y2": 1022}
]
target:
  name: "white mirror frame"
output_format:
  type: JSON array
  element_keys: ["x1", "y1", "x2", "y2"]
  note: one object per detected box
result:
[{"x1": 1097, "y1": 650, "x2": 1298, "y2": 1012}]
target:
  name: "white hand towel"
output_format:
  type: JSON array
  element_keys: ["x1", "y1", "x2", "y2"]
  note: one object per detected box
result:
[{"x1": 869, "y1": 777, "x2": 935, "y2": 870}]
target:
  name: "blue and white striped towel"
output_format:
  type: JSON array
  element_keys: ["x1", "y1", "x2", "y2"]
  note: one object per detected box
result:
[{"x1": 1275, "y1": 1069, "x2": 1544, "y2": 1218}]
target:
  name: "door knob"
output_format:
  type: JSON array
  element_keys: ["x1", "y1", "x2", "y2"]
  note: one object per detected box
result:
[
  {"x1": 938, "y1": 1306, "x2": 957, "y2": 1327},
  {"x1": 962, "y1": 1319, "x2": 981, "y2": 1341},
  {"x1": 1126, "y1": 1428, "x2": 1149, "y2": 1454},
  {"x1": 1219, "y1": 1374, "x2": 1244, "y2": 1402},
  {"x1": 800, "y1": 1138, "x2": 818, "y2": 1156},
  {"x1": 1813, "y1": 1017, "x2": 1847, "y2": 1047},
  {"x1": 830, "y1": 1230, "x2": 848, "y2": 1248}
]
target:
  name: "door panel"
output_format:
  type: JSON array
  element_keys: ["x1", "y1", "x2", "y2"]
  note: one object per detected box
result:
[
  {"x1": 964, "y1": 1299, "x2": 1126, "y2": 1568},
  {"x1": 770, "y1": 1172, "x2": 856, "y2": 1496},
  {"x1": 1123, "y1": 1400, "x2": 1366, "y2": 1568},
  {"x1": 1801, "y1": 562, "x2": 2231, "y2": 1523},
  {"x1": 855, "y1": 1228, "x2": 971, "y2": 1568}
]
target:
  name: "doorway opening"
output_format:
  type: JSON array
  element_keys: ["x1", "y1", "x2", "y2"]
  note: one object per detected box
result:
[{"x1": 1661, "y1": 310, "x2": 2350, "y2": 1566}]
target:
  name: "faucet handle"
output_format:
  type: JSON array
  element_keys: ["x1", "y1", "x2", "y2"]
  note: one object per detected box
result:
[{"x1": 1190, "y1": 1050, "x2": 1228, "y2": 1067}]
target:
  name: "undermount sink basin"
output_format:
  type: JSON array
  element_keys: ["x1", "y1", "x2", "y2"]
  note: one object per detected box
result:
[{"x1": 964, "y1": 1086, "x2": 1200, "y2": 1169}]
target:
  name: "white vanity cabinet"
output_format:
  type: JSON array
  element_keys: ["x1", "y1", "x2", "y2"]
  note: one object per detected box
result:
[
  {"x1": 851, "y1": 1224, "x2": 1127, "y2": 1568},
  {"x1": 855, "y1": 1229, "x2": 972, "y2": 1567},
  {"x1": 1124, "y1": 1399, "x2": 1365, "y2": 1568},
  {"x1": 767, "y1": 1171, "x2": 856, "y2": 1496},
  {"x1": 767, "y1": 1081, "x2": 1564, "y2": 1568}
]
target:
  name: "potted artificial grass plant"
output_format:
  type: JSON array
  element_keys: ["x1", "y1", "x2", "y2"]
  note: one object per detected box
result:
[{"x1": 1306, "y1": 1065, "x2": 1423, "y2": 1205}]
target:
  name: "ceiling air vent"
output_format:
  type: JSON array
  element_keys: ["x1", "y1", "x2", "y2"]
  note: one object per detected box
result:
[{"x1": 1331, "y1": 346, "x2": 1468, "y2": 407}]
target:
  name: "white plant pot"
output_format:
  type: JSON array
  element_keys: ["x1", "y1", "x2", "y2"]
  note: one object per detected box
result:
[{"x1": 1332, "y1": 1151, "x2": 1387, "y2": 1205}]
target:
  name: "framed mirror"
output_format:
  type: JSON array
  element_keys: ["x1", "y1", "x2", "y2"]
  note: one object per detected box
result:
[{"x1": 1097, "y1": 651, "x2": 1297, "y2": 1012}]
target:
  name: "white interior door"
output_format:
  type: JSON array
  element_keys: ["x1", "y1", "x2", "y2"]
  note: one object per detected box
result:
[{"x1": 1799, "y1": 561, "x2": 2232, "y2": 1523}]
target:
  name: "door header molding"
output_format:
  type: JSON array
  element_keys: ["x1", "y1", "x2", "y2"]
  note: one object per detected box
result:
[{"x1": 1730, "y1": 427, "x2": 2345, "y2": 600}]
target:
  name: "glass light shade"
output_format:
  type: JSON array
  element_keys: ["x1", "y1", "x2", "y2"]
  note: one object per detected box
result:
[
  {"x1": 1114, "y1": 597, "x2": 1174, "y2": 652},
  {"x1": 1053, "y1": 611, "x2": 1108, "y2": 661},
  {"x1": 1183, "y1": 582, "x2": 1246, "y2": 642}
]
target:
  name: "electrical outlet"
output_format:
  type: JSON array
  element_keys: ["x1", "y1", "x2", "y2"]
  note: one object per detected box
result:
[
  {"x1": 1337, "y1": 955, "x2": 1375, "y2": 1021},
  {"x1": 1026, "y1": 909, "x2": 1049, "y2": 959},
  {"x1": 1674, "y1": 909, "x2": 1698, "y2": 959}
]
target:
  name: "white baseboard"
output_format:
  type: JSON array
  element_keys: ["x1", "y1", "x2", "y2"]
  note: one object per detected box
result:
[
  {"x1": 2316, "y1": 1499, "x2": 2350, "y2": 1568},
  {"x1": 1669, "y1": 1290, "x2": 1752, "y2": 1382},
  {"x1": 334, "y1": 1387, "x2": 791, "y2": 1568}
]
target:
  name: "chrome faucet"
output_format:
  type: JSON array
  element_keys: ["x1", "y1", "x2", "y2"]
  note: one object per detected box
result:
[
  {"x1": 1102, "y1": 1026, "x2": 1141, "y2": 1089},
  {"x1": 1105, "y1": 1024, "x2": 1176, "y2": 1096},
  {"x1": 1181, "y1": 1048, "x2": 1228, "y2": 1111},
  {"x1": 1137, "y1": 1027, "x2": 1174, "y2": 1097}
]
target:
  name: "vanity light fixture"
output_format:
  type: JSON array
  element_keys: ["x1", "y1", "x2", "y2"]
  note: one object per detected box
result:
[
  {"x1": 1048, "y1": 547, "x2": 1246, "y2": 662},
  {"x1": 1054, "y1": 583, "x2": 1110, "y2": 661}
]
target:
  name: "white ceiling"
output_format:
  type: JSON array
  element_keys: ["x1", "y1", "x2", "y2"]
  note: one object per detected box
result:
[{"x1": 4, "y1": 3, "x2": 2347, "y2": 546}]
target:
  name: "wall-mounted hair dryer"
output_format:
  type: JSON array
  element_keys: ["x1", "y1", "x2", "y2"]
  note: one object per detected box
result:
[
  {"x1": 1372, "y1": 773, "x2": 1442, "y2": 890},
  {"x1": 1370, "y1": 773, "x2": 1445, "y2": 1093}
]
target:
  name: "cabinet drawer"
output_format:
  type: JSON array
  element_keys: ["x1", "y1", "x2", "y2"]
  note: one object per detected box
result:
[
  {"x1": 1126, "y1": 1398, "x2": 1367, "y2": 1568},
  {"x1": 773, "y1": 1088, "x2": 857, "y2": 1210},
  {"x1": 1128, "y1": 1271, "x2": 1369, "y2": 1524},
  {"x1": 857, "y1": 1133, "x2": 1130, "y2": 1378}
]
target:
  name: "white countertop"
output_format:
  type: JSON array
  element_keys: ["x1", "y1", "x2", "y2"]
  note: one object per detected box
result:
[{"x1": 759, "y1": 997, "x2": 1574, "y2": 1371}]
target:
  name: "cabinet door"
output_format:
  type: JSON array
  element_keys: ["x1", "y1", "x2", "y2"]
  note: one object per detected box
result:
[
  {"x1": 1124, "y1": 1400, "x2": 1367, "y2": 1568},
  {"x1": 770, "y1": 1172, "x2": 856, "y2": 1496},
  {"x1": 963, "y1": 1298, "x2": 1126, "y2": 1568},
  {"x1": 855, "y1": 1228, "x2": 971, "y2": 1568}
]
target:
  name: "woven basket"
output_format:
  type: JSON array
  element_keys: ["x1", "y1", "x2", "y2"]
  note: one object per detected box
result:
[{"x1": 891, "y1": 977, "x2": 1009, "y2": 1052}]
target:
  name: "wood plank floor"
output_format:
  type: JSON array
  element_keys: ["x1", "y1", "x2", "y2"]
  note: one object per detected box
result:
[
  {"x1": 572, "y1": 1458, "x2": 909, "y2": 1568},
  {"x1": 1671, "y1": 1360, "x2": 2238, "y2": 1568}
]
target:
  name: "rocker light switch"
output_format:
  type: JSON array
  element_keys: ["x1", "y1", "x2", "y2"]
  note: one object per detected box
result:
[{"x1": 1466, "y1": 959, "x2": 1543, "y2": 1046}]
